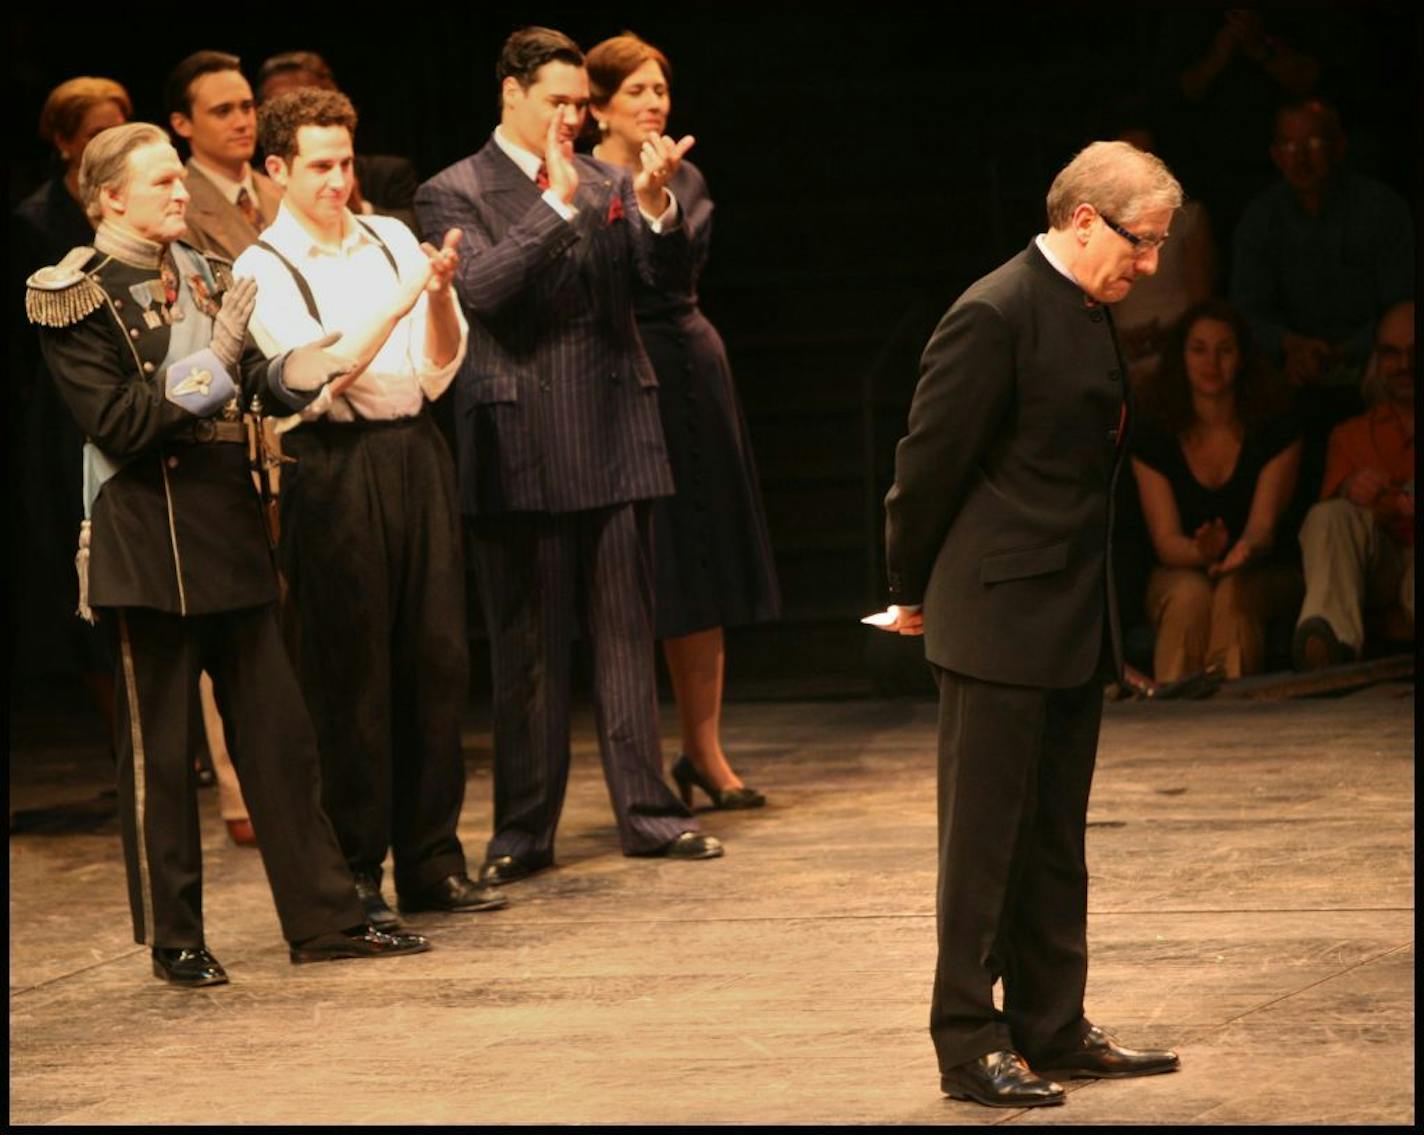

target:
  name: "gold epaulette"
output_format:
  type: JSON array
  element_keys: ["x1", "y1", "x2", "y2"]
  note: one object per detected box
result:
[{"x1": 25, "y1": 247, "x2": 104, "y2": 327}]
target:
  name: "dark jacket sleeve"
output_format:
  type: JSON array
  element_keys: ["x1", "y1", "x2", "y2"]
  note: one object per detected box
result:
[
  {"x1": 627, "y1": 170, "x2": 693, "y2": 297},
  {"x1": 414, "y1": 175, "x2": 580, "y2": 318},
  {"x1": 884, "y1": 298, "x2": 1016, "y2": 605},
  {"x1": 38, "y1": 311, "x2": 199, "y2": 461}
]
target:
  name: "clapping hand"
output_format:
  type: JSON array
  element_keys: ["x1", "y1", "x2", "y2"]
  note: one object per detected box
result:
[
  {"x1": 420, "y1": 229, "x2": 462, "y2": 295},
  {"x1": 544, "y1": 111, "x2": 579, "y2": 205},
  {"x1": 210, "y1": 276, "x2": 257, "y2": 374},
  {"x1": 1192, "y1": 518, "x2": 1230, "y2": 567},
  {"x1": 283, "y1": 331, "x2": 356, "y2": 397},
  {"x1": 633, "y1": 131, "x2": 695, "y2": 217}
]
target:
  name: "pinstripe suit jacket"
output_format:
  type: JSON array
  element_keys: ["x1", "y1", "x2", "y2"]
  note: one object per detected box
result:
[{"x1": 415, "y1": 140, "x2": 683, "y2": 515}]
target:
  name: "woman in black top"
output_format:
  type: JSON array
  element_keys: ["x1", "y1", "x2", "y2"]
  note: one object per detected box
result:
[
  {"x1": 1131, "y1": 300, "x2": 1302, "y2": 681},
  {"x1": 586, "y1": 34, "x2": 781, "y2": 809}
]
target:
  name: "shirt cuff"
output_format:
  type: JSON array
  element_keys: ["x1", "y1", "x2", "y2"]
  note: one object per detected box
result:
[
  {"x1": 640, "y1": 188, "x2": 679, "y2": 233},
  {"x1": 542, "y1": 188, "x2": 577, "y2": 222}
]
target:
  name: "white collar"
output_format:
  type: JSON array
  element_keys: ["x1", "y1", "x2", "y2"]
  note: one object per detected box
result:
[
  {"x1": 493, "y1": 126, "x2": 544, "y2": 182},
  {"x1": 1034, "y1": 233, "x2": 1078, "y2": 284},
  {"x1": 265, "y1": 200, "x2": 372, "y2": 259}
]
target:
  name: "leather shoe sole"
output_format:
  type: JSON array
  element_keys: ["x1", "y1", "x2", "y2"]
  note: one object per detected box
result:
[
  {"x1": 289, "y1": 926, "x2": 431, "y2": 964},
  {"x1": 939, "y1": 1051, "x2": 1064, "y2": 1109},
  {"x1": 398, "y1": 874, "x2": 509, "y2": 914},
  {"x1": 478, "y1": 854, "x2": 554, "y2": 887},
  {"x1": 152, "y1": 947, "x2": 229, "y2": 988},
  {"x1": 634, "y1": 832, "x2": 724, "y2": 859}
]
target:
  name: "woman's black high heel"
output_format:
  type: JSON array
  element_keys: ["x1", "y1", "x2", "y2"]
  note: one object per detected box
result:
[{"x1": 671, "y1": 754, "x2": 766, "y2": 810}]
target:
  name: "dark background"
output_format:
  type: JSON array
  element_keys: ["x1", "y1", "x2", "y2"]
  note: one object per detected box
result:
[{"x1": 9, "y1": 6, "x2": 1418, "y2": 697}]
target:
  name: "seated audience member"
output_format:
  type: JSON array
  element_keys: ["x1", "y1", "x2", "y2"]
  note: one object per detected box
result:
[
  {"x1": 1294, "y1": 300, "x2": 1414, "y2": 668},
  {"x1": 1132, "y1": 301, "x2": 1303, "y2": 682},
  {"x1": 1111, "y1": 125, "x2": 1217, "y2": 384},
  {"x1": 1230, "y1": 97, "x2": 1413, "y2": 393},
  {"x1": 254, "y1": 51, "x2": 418, "y2": 228}
]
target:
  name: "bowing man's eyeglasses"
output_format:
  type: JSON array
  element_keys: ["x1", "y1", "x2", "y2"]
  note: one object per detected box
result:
[{"x1": 1099, "y1": 212, "x2": 1168, "y2": 257}]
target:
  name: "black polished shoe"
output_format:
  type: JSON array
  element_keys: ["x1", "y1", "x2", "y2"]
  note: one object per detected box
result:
[
  {"x1": 352, "y1": 871, "x2": 402, "y2": 929},
  {"x1": 1031, "y1": 1024, "x2": 1180, "y2": 1080},
  {"x1": 636, "y1": 831, "x2": 725, "y2": 860},
  {"x1": 152, "y1": 946, "x2": 229, "y2": 988},
  {"x1": 399, "y1": 873, "x2": 509, "y2": 914},
  {"x1": 289, "y1": 924, "x2": 431, "y2": 964},
  {"x1": 478, "y1": 853, "x2": 554, "y2": 887},
  {"x1": 671, "y1": 754, "x2": 767, "y2": 810},
  {"x1": 940, "y1": 1051, "x2": 1064, "y2": 1108}
]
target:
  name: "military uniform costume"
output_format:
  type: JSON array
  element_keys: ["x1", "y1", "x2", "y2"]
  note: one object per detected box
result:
[{"x1": 30, "y1": 222, "x2": 364, "y2": 950}]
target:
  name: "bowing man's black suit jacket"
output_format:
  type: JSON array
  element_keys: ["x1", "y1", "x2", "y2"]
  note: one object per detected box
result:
[
  {"x1": 414, "y1": 141, "x2": 685, "y2": 516},
  {"x1": 885, "y1": 239, "x2": 1130, "y2": 689}
]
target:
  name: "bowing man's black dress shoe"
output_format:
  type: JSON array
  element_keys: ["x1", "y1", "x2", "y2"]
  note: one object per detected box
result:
[
  {"x1": 635, "y1": 831, "x2": 725, "y2": 860},
  {"x1": 289, "y1": 924, "x2": 431, "y2": 964},
  {"x1": 478, "y1": 853, "x2": 554, "y2": 887},
  {"x1": 152, "y1": 946, "x2": 229, "y2": 987},
  {"x1": 940, "y1": 1051, "x2": 1065, "y2": 1108},
  {"x1": 1030, "y1": 1024, "x2": 1180, "y2": 1080},
  {"x1": 399, "y1": 873, "x2": 509, "y2": 914},
  {"x1": 353, "y1": 871, "x2": 402, "y2": 929}
]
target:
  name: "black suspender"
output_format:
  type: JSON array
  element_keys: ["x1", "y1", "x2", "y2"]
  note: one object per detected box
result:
[{"x1": 254, "y1": 218, "x2": 401, "y2": 330}]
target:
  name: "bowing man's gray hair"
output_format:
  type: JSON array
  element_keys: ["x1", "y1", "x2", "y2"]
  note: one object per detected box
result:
[
  {"x1": 79, "y1": 121, "x2": 170, "y2": 223},
  {"x1": 1045, "y1": 140, "x2": 1183, "y2": 230}
]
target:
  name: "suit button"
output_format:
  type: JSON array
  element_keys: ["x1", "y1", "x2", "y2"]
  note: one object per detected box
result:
[
  {"x1": 167, "y1": 456, "x2": 179, "y2": 469},
  {"x1": 143, "y1": 362, "x2": 156, "y2": 374},
  {"x1": 129, "y1": 328, "x2": 141, "y2": 339},
  {"x1": 1107, "y1": 368, "x2": 1122, "y2": 382},
  {"x1": 112, "y1": 298, "x2": 124, "y2": 310},
  {"x1": 1107, "y1": 428, "x2": 1119, "y2": 443},
  {"x1": 539, "y1": 380, "x2": 550, "y2": 392},
  {"x1": 1089, "y1": 310, "x2": 1104, "y2": 323}
]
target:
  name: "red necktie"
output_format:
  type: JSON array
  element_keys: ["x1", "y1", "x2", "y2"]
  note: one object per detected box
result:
[{"x1": 535, "y1": 164, "x2": 550, "y2": 191}]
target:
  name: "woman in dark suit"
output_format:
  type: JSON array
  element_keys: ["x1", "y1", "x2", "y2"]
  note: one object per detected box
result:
[{"x1": 586, "y1": 33, "x2": 781, "y2": 809}]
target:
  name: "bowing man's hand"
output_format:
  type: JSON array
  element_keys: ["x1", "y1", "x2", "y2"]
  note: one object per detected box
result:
[
  {"x1": 633, "y1": 131, "x2": 695, "y2": 218},
  {"x1": 862, "y1": 605, "x2": 925, "y2": 636}
]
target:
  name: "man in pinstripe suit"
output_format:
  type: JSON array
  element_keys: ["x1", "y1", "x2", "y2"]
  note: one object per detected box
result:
[{"x1": 415, "y1": 27, "x2": 722, "y2": 883}]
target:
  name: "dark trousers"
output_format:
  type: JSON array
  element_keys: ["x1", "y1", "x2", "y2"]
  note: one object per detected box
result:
[
  {"x1": 109, "y1": 605, "x2": 363, "y2": 947},
  {"x1": 281, "y1": 414, "x2": 469, "y2": 895},
  {"x1": 469, "y1": 502, "x2": 695, "y2": 858},
  {"x1": 929, "y1": 666, "x2": 1102, "y2": 1070}
]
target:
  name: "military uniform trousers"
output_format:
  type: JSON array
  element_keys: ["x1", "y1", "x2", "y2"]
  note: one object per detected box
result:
[
  {"x1": 280, "y1": 412, "x2": 469, "y2": 895},
  {"x1": 109, "y1": 603, "x2": 364, "y2": 947},
  {"x1": 929, "y1": 665, "x2": 1103, "y2": 1070},
  {"x1": 470, "y1": 501, "x2": 697, "y2": 859}
]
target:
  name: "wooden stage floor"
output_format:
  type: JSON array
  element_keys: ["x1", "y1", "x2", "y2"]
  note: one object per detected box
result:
[{"x1": 8, "y1": 682, "x2": 1414, "y2": 1125}]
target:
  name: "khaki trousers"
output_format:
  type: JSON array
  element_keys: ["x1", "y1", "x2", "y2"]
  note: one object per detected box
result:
[
  {"x1": 1297, "y1": 498, "x2": 1414, "y2": 652},
  {"x1": 1146, "y1": 562, "x2": 1303, "y2": 682}
]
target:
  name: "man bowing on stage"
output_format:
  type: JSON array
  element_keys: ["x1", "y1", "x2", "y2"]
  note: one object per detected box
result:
[{"x1": 876, "y1": 141, "x2": 1184, "y2": 1108}]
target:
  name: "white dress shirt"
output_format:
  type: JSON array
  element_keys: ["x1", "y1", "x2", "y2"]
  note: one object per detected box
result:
[{"x1": 234, "y1": 204, "x2": 468, "y2": 422}]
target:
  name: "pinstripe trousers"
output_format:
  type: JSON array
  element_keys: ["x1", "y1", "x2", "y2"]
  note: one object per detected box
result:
[
  {"x1": 470, "y1": 502, "x2": 697, "y2": 858},
  {"x1": 109, "y1": 605, "x2": 364, "y2": 947}
]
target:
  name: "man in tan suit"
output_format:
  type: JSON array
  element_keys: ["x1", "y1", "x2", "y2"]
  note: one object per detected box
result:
[
  {"x1": 164, "y1": 50, "x2": 283, "y2": 844},
  {"x1": 166, "y1": 50, "x2": 282, "y2": 260}
]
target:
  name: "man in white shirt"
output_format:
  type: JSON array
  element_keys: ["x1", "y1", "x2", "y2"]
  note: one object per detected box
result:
[
  {"x1": 234, "y1": 88, "x2": 507, "y2": 926},
  {"x1": 167, "y1": 50, "x2": 282, "y2": 260}
]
